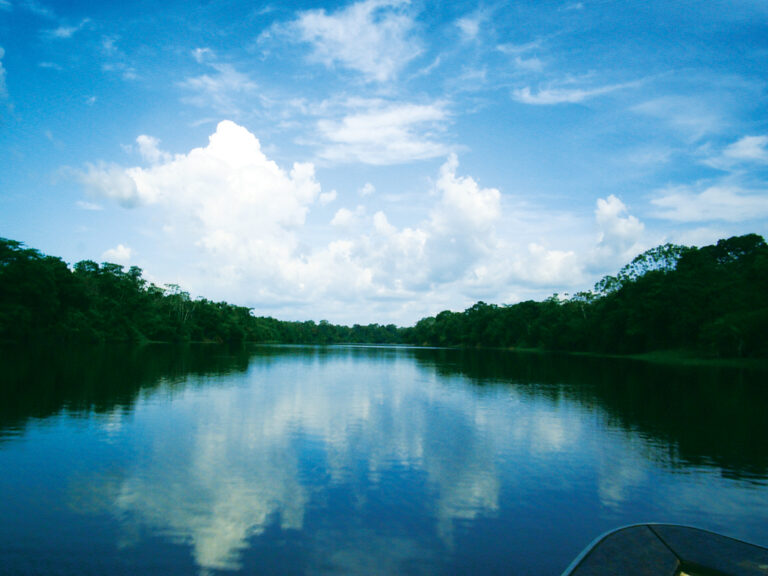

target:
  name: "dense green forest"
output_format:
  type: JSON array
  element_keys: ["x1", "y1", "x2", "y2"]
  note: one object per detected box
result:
[
  {"x1": 0, "y1": 238, "x2": 400, "y2": 344},
  {"x1": 1, "y1": 234, "x2": 767, "y2": 357}
]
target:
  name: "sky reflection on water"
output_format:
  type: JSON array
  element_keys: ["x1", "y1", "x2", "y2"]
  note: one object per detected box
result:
[{"x1": 1, "y1": 345, "x2": 767, "y2": 575}]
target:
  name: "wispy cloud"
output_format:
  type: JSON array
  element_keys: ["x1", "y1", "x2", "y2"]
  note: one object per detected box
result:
[
  {"x1": 100, "y1": 36, "x2": 138, "y2": 80},
  {"x1": 102, "y1": 244, "x2": 133, "y2": 263},
  {"x1": 18, "y1": 0, "x2": 55, "y2": 18},
  {"x1": 180, "y1": 63, "x2": 258, "y2": 116},
  {"x1": 633, "y1": 96, "x2": 723, "y2": 141},
  {"x1": 0, "y1": 47, "x2": 7, "y2": 100},
  {"x1": 651, "y1": 183, "x2": 768, "y2": 222},
  {"x1": 497, "y1": 40, "x2": 543, "y2": 56},
  {"x1": 723, "y1": 135, "x2": 768, "y2": 163},
  {"x1": 43, "y1": 17, "x2": 90, "y2": 39},
  {"x1": 289, "y1": 0, "x2": 420, "y2": 83},
  {"x1": 316, "y1": 100, "x2": 450, "y2": 165},
  {"x1": 76, "y1": 200, "x2": 103, "y2": 211},
  {"x1": 456, "y1": 10, "x2": 491, "y2": 43},
  {"x1": 513, "y1": 80, "x2": 637, "y2": 105}
]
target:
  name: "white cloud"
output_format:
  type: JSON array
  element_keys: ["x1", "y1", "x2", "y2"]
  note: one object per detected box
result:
[
  {"x1": 512, "y1": 243, "x2": 581, "y2": 287},
  {"x1": 78, "y1": 120, "x2": 322, "y2": 306},
  {"x1": 359, "y1": 182, "x2": 375, "y2": 196},
  {"x1": 651, "y1": 184, "x2": 768, "y2": 222},
  {"x1": 99, "y1": 36, "x2": 138, "y2": 81},
  {"x1": 192, "y1": 47, "x2": 214, "y2": 64},
  {"x1": 633, "y1": 97, "x2": 722, "y2": 141},
  {"x1": 316, "y1": 100, "x2": 450, "y2": 165},
  {"x1": 430, "y1": 154, "x2": 500, "y2": 234},
  {"x1": 102, "y1": 244, "x2": 133, "y2": 263},
  {"x1": 319, "y1": 189, "x2": 337, "y2": 204},
  {"x1": 0, "y1": 46, "x2": 6, "y2": 99},
  {"x1": 76, "y1": 123, "x2": 654, "y2": 324},
  {"x1": 595, "y1": 195, "x2": 644, "y2": 244},
  {"x1": 723, "y1": 135, "x2": 768, "y2": 163},
  {"x1": 456, "y1": 13, "x2": 484, "y2": 42},
  {"x1": 592, "y1": 194, "x2": 645, "y2": 267},
  {"x1": 406, "y1": 154, "x2": 502, "y2": 286},
  {"x1": 513, "y1": 56, "x2": 544, "y2": 72},
  {"x1": 78, "y1": 359, "x2": 547, "y2": 571},
  {"x1": 18, "y1": 0, "x2": 55, "y2": 18},
  {"x1": 76, "y1": 200, "x2": 103, "y2": 211},
  {"x1": 331, "y1": 206, "x2": 365, "y2": 228},
  {"x1": 76, "y1": 162, "x2": 146, "y2": 208},
  {"x1": 291, "y1": 0, "x2": 420, "y2": 82},
  {"x1": 38, "y1": 61, "x2": 63, "y2": 71},
  {"x1": 180, "y1": 63, "x2": 258, "y2": 116},
  {"x1": 707, "y1": 135, "x2": 768, "y2": 170},
  {"x1": 513, "y1": 81, "x2": 636, "y2": 105},
  {"x1": 44, "y1": 18, "x2": 90, "y2": 39},
  {"x1": 136, "y1": 135, "x2": 172, "y2": 165},
  {"x1": 497, "y1": 40, "x2": 542, "y2": 56}
]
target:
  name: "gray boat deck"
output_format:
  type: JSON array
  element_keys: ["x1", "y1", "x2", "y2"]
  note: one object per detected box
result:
[{"x1": 562, "y1": 524, "x2": 768, "y2": 576}]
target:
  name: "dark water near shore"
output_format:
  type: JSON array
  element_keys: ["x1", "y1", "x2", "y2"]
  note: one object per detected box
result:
[{"x1": 1, "y1": 344, "x2": 767, "y2": 575}]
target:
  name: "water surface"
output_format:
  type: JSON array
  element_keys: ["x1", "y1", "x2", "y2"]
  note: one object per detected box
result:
[{"x1": 1, "y1": 344, "x2": 767, "y2": 575}]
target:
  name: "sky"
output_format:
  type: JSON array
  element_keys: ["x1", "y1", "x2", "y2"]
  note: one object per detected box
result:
[{"x1": 2, "y1": 0, "x2": 768, "y2": 325}]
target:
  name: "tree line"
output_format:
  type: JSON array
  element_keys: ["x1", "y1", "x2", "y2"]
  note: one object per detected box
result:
[
  {"x1": 401, "y1": 234, "x2": 768, "y2": 358},
  {"x1": 0, "y1": 237, "x2": 401, "y2": 344},
  {"x1": 1, "y1": 234, "x2": 766, "y2": 357}
]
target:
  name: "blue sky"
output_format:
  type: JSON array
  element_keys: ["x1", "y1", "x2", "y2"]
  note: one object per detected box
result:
[{"x1": 2, "y1": 0, "x2": 768, "y2": 325}]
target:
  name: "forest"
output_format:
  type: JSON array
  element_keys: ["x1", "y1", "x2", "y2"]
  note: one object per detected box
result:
[{"x1": 1, "y1": 234, "x2": 767, "y2": 358}]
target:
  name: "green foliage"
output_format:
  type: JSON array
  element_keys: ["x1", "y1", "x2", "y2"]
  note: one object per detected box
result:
[
  {"x1": 0, "y1": 238, "x2": 411, "y2": 345},
  {"x1": 402, "y1": 234, "x2": 768, "y2": 358},
  {"x1": 1, "y1": 234, "x2": 767, "y2": 358}
]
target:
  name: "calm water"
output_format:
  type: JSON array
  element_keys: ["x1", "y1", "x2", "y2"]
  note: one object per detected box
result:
[{"x1": 1, "y1": 344, "x2": 767, "y2": 575}]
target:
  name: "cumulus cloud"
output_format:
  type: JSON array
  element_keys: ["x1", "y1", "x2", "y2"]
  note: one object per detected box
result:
[
  {"x1": 76, "y1": 122, "x2": 652, "y2": 323},
  {"x1": 77, "y1": 162, "x2": 145, "y2": 208},
  {"x1": 592, "y1": 194, "x2": 645, "y2": 266},
  {"x1": 77, "y1": 121, "x2": 321, "y2": 302},
  {"x1": 291, "y1": 0, "x2": 420, "y2": 82},
  {"x1": 512, "y1": 243, "x2": 581, "y2": 287},
  {"x1": 317, "y1": 100, "x2": 450, "y2": 164},
  {"x1": 331, "y1": 206, "x2": 365, "y2": 228},
  {"x1": 338, "y1": 154, "x2": 502, "y2": 293},
  {"x1": 651, "y1": 184, "x2": 768, "y2": 222},
  {"x1": 136, "y1": 135, "x2": 172, "y2": 165},
  {"x1": 102, "y1": 244, "x2": 133, "y2": 263}
]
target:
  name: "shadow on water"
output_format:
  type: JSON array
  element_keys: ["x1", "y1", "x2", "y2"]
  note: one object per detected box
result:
[
  {"x1": 408, "y1": 347, "x2": 768, "y2": 482},
  {"x1": 0, "y1": 343, "x2": 252, "y2": 437},
  {"x1": 2, "y1": 343, "x2": 767, "y2": 480}
]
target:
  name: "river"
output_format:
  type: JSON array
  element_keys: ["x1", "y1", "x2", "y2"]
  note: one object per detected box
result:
[{"x1": 1, "y1": 344, "x2": 766, "y2": 575}]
